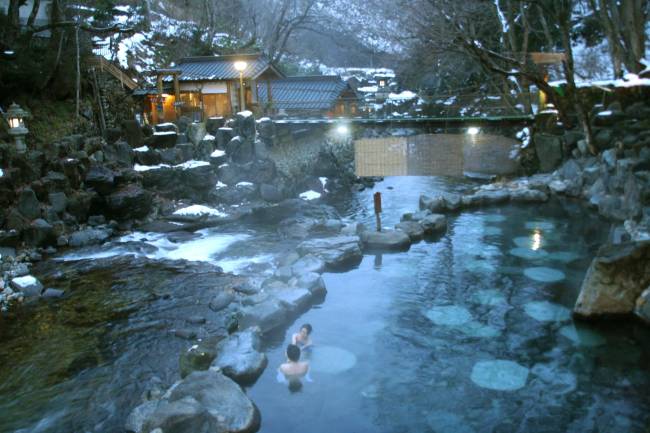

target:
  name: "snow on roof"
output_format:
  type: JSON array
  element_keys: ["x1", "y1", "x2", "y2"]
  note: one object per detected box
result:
[
  {"x1": 388, "y1": 91, "x2": 418, "y2": 100},
  {"x1": 357, "y1": 86, "x2": 378, "y2": 93}
]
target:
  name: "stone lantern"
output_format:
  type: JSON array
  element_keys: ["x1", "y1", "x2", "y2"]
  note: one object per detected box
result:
[{"x1": 5, "y1": 102, "x2": 29, "y2": 154}]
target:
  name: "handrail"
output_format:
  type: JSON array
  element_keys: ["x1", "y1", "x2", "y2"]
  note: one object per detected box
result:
[{"x1": 86, "y1": 56, "x2": 138, "y2": 90}]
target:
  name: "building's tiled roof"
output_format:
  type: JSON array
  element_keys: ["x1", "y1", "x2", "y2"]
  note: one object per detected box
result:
[
  {"x1": 257, "y1": 76, "x2": 352, "y2": 111},
  {"x1": 163, "y1": 53, "x2": 281, "y2": 82}
]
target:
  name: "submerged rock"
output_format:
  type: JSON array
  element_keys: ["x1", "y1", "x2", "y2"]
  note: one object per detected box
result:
[
  {"x1": 574, "y1": 241, "x2": 650, "y2": 317},
  {"x1": 309, "y1": 345, "x2": 357, "y2": 374},
  {"x1": 425, "y1": 305, "x2": 472, "y2": 326},
  {"x1": 395, "y1": 220, "x2": 424, "y2": 241},
  {"x1": 470, "y1": 360, "x2": 529, "y2": 391},
  {"x1": 523, "y1": 267, "x2": 566, "y2": 283}
]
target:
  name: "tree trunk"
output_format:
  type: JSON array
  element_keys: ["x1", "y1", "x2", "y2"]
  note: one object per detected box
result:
[{"x1": 27, "y1": 0, "x2": 40, "y2": 27}]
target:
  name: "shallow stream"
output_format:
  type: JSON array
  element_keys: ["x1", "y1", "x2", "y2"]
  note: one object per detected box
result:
[{"x1": 1, "y1": 176, "x2": 649, "y2": 432}]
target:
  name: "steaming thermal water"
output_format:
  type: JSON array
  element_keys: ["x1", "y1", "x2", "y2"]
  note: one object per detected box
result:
[{"x1": 0, "y1": 176, "x2": 649, "y2": 433}]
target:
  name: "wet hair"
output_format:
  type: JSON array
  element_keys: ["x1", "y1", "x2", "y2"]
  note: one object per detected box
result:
[
  {"x1": 286, "y1": 344, "x2": 301, "y2": 362},
  {"x1": 300, "y1": 324, "x2": 312, "y2": 335}
]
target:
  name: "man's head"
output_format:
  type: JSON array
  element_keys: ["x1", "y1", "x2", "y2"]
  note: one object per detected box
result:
[{"x1": 286, "y1": 344, "x2": 301, "y2": 362}]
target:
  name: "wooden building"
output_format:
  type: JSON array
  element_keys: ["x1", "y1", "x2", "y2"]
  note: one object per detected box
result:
[{"x1": 144, "y1": 53, "x2": 284, "y2": 124}]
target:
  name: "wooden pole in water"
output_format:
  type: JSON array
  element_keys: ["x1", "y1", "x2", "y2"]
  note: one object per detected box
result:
[{"x1": 374, "y1": 192, "x2": 382, "y2": 232}]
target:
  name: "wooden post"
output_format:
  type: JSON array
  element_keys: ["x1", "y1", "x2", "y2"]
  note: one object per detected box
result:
[
  {"x1": 173, "y1": 73, "x2": 181, "y2": 118},
  {"x1": 374, "y1": 192, "x2": 382, "y2": 232}
]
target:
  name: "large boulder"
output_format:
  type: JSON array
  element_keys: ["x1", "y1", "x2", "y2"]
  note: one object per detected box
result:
[
  {"x1": 232, "y1": 111, "x2": 256, "y2": 140},
  {"x1": 23, "y1": 218, "x2": 55, "y2": 247},
  {"x1": 238, "y1": 298, "x2": 288, "y2": 333},
  {"x1": 395, "y1": 221, "x2": 424, "y2": 241},
  {"x1": 187, "y1": 122, "x2": 207, "y2": 146},
  {"x1": 534, "y1": 133, "x2": 563, "y2": 172},
  {"x1": 296, "y1": 236, "x2": 363, "y2": 270},
  {"x1": 635, "y1": 287, "x2": 650, "y2": 324},
  {"x1": 212, "y1": 327, "x2": 267, "y2": 384},
  {"x1": 179, "y1": 337, "x2": 221, "y2": 379},
  {"x1": 17, "y1": 188, "x2": 40, "y2": 220},
  {"x1": 206, "y1": 117, "x2": 225, "y2": 135},
  {"x1": 361, "y1": 229, "x2": 411, "y2": 252},
  {"x1": 148, "y1": 131, "x2": 178, "y2": 149},
  {"x1": 105, "y1": 184, "x2": 153, "y2": 220},
  {"x1": 68, "y1": 228, "x2": 112, "y2": 247},
  {"x1": 574, "y1": 241, "x2": 650, "y2": 317},
  {"x1": 10, "y1": 275, "x2": 43, "y2": 297},
  {"x1": 419, "y1": 214, "x2": 447, "y2": 235},
  {"x1": 135, "y1": 370, "x2": 259, "y2": 433},
  {"x1": 228, "y1": 136, "x2": 255, "y2": 164},
  {"x1": 216, "y1": 127, "x2": 234, "y2": 150},
  {"x1": 84, "y1": 164, "x2": 116, "y2": 195}
]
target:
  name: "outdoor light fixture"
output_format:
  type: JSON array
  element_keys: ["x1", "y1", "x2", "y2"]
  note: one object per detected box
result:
[
  {"x1": 234, "y1": 61, "x2": 248, "y2": 112},
  {"x1": 467, "y1": 127, "x2": 480, "y2": 135},
  {"x1": 4, "y1": 102, "x2": 29, "y2": 154},
  {"x1": 336, "y1": 124, "x2": 350, "y2": 135}
]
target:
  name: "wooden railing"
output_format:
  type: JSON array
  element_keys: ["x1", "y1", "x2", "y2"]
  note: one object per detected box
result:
[{"x1": 86, "y1": 56, "x2": 138, "y2": 91}]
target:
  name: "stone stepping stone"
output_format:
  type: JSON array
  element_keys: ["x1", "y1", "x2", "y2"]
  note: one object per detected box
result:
[
  {"x1": 509, "y1": 247, "x2": 549, "y2": 260},
  {"x1": 524, "y1": 267, "x2": 565, "y2": 283},
  {"x1": 309, "y1": 345, "x2": 357, "y2": 374},
  {"x1": 525, "y1": 221, "x2": 555, "y2": 231},
  {"x1": 482, "y1": 214, "x2": 507, "y2": 223},
  {"x1": 559, "y1": 325, "x2": 606, "y2": 347},
  {"x1": 470, "y1": 359, "x2": 529, "y2": 391},
  {"x1": 470, "y1": 289, "x2": 507, "y2": 306},
  {"x1": 425, "y1": 305, "x2": 472, "y2": 326},
  {"x1": 546, "y1": 251, "x2": 581, "y2": 263},
  {"x1": 524, "y1": 301, "x2": 572, "y2": 322},
  {"x1": 460, "y1": 321, "x2": 501, "y2": 338}
]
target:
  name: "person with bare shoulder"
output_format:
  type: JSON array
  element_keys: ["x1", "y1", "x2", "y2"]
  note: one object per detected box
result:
[
  {"x1": 291, "y1": 323, "x2": 313, "y2": 350},
  {"x1": 279, "y1": 344, "x2": 309, "y2": 378}
]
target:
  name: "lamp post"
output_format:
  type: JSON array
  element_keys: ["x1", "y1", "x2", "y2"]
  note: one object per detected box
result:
[
  {"x1": 4, "y1": 103, "x2": 29, "y2": 154},
  {"x1": 234, "y1": 60, "x2": 247, "y2": 112}
]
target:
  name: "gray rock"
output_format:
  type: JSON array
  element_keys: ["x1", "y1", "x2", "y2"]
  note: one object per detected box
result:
[
  {"x1": 272, "y1": 287, "x2": 313, "y2": 313},
  {"x1": 634, "y1": 287, "x2": 650, "y2": 324},
  {"x1": 395, "y1": 221, "x2": 424, "y2": 241},
  {"x1": 602, "y1": 149, "x2": 618, "y2": 169},
  {"x1": 179, "y1": 338, "x2": 219, "y2": 379},
  {"x1": 574, "y1": 241, "x2": 650, "y2": 317},
  {"x1": 462, "y1": 190, "x2": 510, "y2": 207},
  {"x1": 510, "y1": 188, "x2": 549, "y2": 203},
  {"x1": 534, "y1": 133, "x2": 563, "y2": 172},
  {"x1": 24, "y1": 218, "x2": 55, "y2": 247},
  {"x1": 17, "y1": 188, "x2": 40, "y2": 220},
  {"x1": 216, "y1": 127, "x2": 234, "y2": 150},
  {"x1": 259, "y1": 183, "x2": 284, "y2": 203},
  {"x1": 206, "y1": 117, "x2": 225, "y2": 135},
  {"x1": 212, "y1": 327, "x2": 267, "y2": 384},
  {"x1": 296, "y1": 236, "x2": 362, "y2": 270},
  {"x1": 142, "y1": 396, "x2": 208, "y2": 433},
  {"x1": 85, "y1": 164, "x2": 116, "y2": 195},
  {"x1": 48, "y1": 192, "x2": 67, "y2": 214},
  {"x1": 419, "y1": 194, "x2": 446, "y2": 213},
  {"x1": 11, "y1": 275, "x2": 43, "y2": 297},
  {"x1": 106, "y1": 185, "x2": 153, "y2": 220},
  {"x1": 401, "y1": 209, "x2": 432, "y2": 222},
  {"x1": 293, "y1": 272, "x2": 327, "y2": 296},
  {"x1": 577, "y1": 139, "x2": 589, "y2": 156},
  {"x1": 41, "y1": 288, "x2": 65, "y2": 298},
  {"x1": 209, "y1": 289, "x2": 235, "y2": 312},
  {"x1": 595, "y1": 128, "x2": 615, "y2": 149},
  {"x1": 291, "y1": 254, "x2": 326, "y2": 275},
  {"x1": 239, "y1": 298, "x2": 288, "y2": 333},
  {"x1": 187, "y1": 122, "x2": 207, "y2": 146},
  {"x1": 174, "y1": 329, "x2": 197, "y2": 340},
  {"x1": 419, "y1": 214, "x2": 447, "y2": 235},
  {"x1": 68, "y1": 228, "x2": 112, "y2": 247},
  {"x1": 361, "y1": 229, "x2": 411, "y2": 252},
  {"x1": 125, "y1": 400, "x2": 158, "y2": 433}
]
